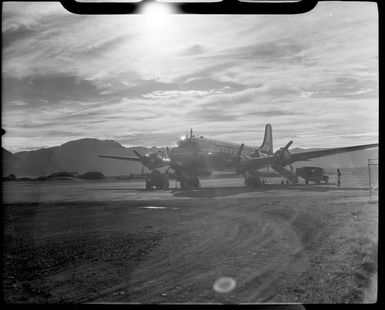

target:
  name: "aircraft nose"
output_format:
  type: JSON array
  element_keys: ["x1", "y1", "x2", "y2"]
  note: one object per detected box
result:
[{"x1": 169, "y1": 146, "x2": 187, "y2": 159}]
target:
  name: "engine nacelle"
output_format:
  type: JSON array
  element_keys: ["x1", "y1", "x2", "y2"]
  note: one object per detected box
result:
[
  {"x1": 140, "y1": 151, "x2": 169, "y2": 170},
  {"x1": 273, "y1": 141, "x2": 293, "y2": 166}
]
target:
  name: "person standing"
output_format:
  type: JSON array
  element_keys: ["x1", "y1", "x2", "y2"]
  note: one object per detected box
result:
[{"x1": 337, "y1": 169, "x2": 341, "y2": 187}]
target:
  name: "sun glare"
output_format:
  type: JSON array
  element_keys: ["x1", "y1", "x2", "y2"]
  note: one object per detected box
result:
[
  {"x1": 139, "y1": 2, "x2": 176, "y2": 17},
  {"x1": 137, "y1": 2, "x2": 180, "y2": 49}
]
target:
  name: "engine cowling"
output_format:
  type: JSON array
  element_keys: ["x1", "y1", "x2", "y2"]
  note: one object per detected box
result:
[
  {"x1": 134, "y1": 150, "x2": 169, "y2": 170},
  {"x1": 142, "y1": 152, "x2": 162, "y2": 170}
]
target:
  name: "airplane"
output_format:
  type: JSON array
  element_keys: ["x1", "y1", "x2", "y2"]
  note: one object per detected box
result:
[{"x1": 98, "y1": 124, "x2": 378, "y2": 190}]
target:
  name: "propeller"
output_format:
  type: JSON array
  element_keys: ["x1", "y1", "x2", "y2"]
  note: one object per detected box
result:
[
  {"x1": 132, "y1": 150, "x2": 147, "y2": 175},
  {"x1": 273, "y1": 140, "x2": 293, "y2": 166},
  {"x1": 233, "y1": 143, "x2": 245, "y2": 173},
  {"x1": 133, "y1": 149, "x2": 167, "y2": 172}
]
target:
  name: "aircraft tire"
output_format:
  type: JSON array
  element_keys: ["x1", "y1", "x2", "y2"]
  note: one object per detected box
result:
[
  {"x1": 245, "y1": 177, "x2": 255, "y2": 188},
  {"x1": 145, "y1": 179, "x2": 151, "y2": 190},
  {"x1": 162, "y1": 174, "x2": 169, "y2": 190},
  {"x1": 180, "y1": 179, "x2": 187, "y2": 190},
  {"x1": 193, "y1": 178, "x2": 200, "y2": 188}
]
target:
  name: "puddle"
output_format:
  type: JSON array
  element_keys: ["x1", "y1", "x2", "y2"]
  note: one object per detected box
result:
[{"x1": 138, "y1": 206, "x2": 179, "y2": 210}]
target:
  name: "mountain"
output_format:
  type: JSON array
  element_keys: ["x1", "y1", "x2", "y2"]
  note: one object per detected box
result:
[
  {"x1": 2, "y1": 139, "x2": 162, "y2": 178},
  {"x1": 2, "y1": 139, "x2": 378, "y2": 178}
]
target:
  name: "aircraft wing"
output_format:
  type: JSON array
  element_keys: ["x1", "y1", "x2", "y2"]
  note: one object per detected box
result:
[
  {"x1": 98, "y1": 155, "x2": 141, "y2": 161},
  {"x1": 287, "y1": 143, "x2": 378, "y2": 163},
  {"x1": 241, "y1": 155, "x2": 277, "y2": 170},
  {"x1": 241, "y1": 143, "x2": 378, "y2": 170}
]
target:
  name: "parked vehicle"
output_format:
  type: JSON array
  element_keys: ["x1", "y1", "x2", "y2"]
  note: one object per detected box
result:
[{"x1": 296, "y1": 166, "x2": 329, "y2": 184}]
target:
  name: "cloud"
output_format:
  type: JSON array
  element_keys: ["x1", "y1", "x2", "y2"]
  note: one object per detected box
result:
[
  {"x1": 2, "y1": 25, "x2": 37, "y2": 49},
  {"x1": 142, "y1": 88, "x2": 229, "y2": 99},
  {"x1": 3, "y1": 74, "x2": 104, "y2": 104},
  {"x1": 225, "y1": 40, "x2": 305, "y2": 63},
  {"x1": 178, "y1": 44, "x2": 206, "y2": 56},
  {"x1": 302, "y1": 76, "x2": 378, "y2": 100},
  {"x1": 1, "y1": 2, "x2": 378, "y2": 152}
]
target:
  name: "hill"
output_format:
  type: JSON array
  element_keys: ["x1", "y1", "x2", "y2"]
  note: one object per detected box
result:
[{"x1": 2, "y1": 139, "x2": 162, "y2": 178}]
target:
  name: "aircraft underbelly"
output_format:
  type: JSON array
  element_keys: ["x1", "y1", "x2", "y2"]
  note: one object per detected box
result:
[
  {"x1": 203, "y1": 154, "x2": 234, "y2": 172},
  {"x1": 172, "y1": 153, "x2": 234, "y2": 172}
]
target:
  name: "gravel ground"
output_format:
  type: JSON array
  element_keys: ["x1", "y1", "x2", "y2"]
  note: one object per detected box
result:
[{"x1": 2, "y1": 177, "x2": 378, "y2": 303}]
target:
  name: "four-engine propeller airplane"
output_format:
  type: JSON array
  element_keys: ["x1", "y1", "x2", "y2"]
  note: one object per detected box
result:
[{"x1": 99, "y1": 124, "x2": 378, "y2": 190}]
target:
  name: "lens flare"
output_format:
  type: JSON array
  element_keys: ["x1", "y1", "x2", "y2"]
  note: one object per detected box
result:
[{"x1": 213, "y1": 277, "x2": 236, "y2": 293}]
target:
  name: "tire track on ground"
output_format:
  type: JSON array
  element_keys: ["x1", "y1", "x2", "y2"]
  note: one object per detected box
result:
[{"x1": 99, "y1": 201, "x2": 309, "y2": 303}]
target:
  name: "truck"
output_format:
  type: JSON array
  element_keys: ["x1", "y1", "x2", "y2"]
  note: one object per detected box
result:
[{"x1": 295, "y1": 166, "x2": 329, "y2": 184}]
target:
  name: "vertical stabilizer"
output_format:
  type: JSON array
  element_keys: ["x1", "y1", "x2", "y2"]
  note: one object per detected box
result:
[{"x1": 259, "y1": 124, "x2": 273, "y2": 155}]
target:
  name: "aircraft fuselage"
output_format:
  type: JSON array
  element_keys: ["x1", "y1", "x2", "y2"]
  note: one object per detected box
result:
[{"x1": 168, "y1": 136, "x2": 262, "y2": 172}]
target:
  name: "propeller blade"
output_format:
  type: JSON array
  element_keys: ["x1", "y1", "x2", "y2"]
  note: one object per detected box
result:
[
  {"x1": 237, "y1": 143, "x2": 245, "y2": 157},
  {"x1": 190, "y1": 128, "x2": 193, "y2": 138},
  {"x1": 283, "y1": 140, "x2": 293, "y2": 150},
  {"x1": 133, "y1": 150, "x2": 142, "y2": 158}
]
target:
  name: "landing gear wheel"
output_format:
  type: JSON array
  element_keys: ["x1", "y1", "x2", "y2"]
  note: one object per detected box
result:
[
  {"x1": 145, "y1": 178, "x2": 152, "y2": 190},
  {"x1": 193, "y1": 177, "x2": 200, "y2": 188},
  {"x1": 180, "y1": 177, "x2": 200, "y2": 190},
  {"x1": 245, "y1": 176, "x2": 262, "y2": 188},
  {"x1": 162, "y1": 174, "x2": 169, "y2": 190}
]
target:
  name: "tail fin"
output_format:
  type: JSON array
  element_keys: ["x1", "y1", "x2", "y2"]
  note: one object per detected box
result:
[{"x1": 259, "y1": 124, "x2": 273, "y2": 155}]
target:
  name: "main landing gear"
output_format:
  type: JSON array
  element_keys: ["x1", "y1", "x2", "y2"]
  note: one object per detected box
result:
[
  {"x1": 244, "y1": 171, "x2": 263, "y2": 188},
  {"x1": 145, "y1": 170, "x2": 169, "y2": 190},
  {"x1": 179, "y1": 176, "x2": 201, "y2": 190},
  {"x1": 175, "y1": 171, "x2": 201, "y2": 190}
]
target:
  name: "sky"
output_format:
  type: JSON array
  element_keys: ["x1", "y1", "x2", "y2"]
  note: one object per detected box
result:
[{"x1": 2, "y1": 1, "x2": 378, "y2": 153}]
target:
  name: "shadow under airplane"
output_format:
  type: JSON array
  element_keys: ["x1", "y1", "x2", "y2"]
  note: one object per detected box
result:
[{"x1": 171, "y1": 184, "x2": 370, "y2": 199}]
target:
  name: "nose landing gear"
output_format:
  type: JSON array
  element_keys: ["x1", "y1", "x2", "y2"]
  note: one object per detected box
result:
[{"x1": 145, "y1": 170, "x2": 169, "y2": 190}]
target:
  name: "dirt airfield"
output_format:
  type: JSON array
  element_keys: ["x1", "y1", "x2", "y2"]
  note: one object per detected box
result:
[{"x1": 3, "y1": 175, "x2": 378, "y2": 303}]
